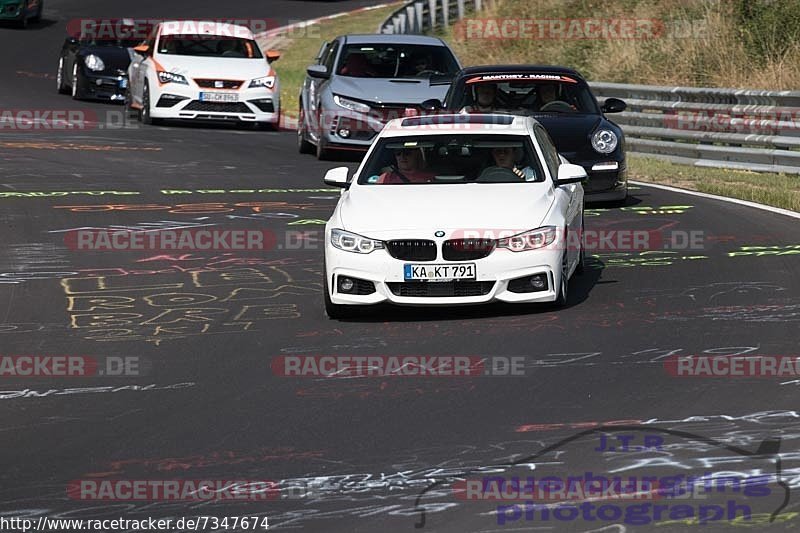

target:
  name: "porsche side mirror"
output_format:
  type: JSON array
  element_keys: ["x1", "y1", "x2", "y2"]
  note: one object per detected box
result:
[
  {"x1": 602, "y1": 97, "x2": 627, "y2": 113},
  {"x1": 324, "y1": 166, "x2": 350, "y2": 188},
  {"x1": 307, "y1": 65, "x2": 330, "y2": 79},
  {"x1": 555, "y1": 163, "x2": 588, "y2": 185},
  {"x1": 421, "y1": 98, "x2": 442, "y2": 112}
]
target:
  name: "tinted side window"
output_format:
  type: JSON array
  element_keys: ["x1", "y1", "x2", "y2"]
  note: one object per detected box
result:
[
  {"x1": 534, "y1": 126, "x2": 560, "y2": 180},
  {"x1": 323, "y1": 41, "x2": 340, "y2": 72}
]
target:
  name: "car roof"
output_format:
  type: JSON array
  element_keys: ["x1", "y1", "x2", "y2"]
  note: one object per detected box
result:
[
  {"x1": 158, "y1": 20, "x2": 254, "y2": 39},
  {"x1": 456, "y1": 64, "x2": 585, "y2": 79},
  {"x1": 341, "y1": 33, "x2": 446, "y2": 46},
  {"x1": 382, "y1": 114, "x2": 535, "y2": 137}
]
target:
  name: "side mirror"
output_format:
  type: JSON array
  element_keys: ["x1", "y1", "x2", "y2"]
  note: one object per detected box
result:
[
  {"x1": 323, "y1": 166, "x2": 350, "y2": 188},
  {"x1": 420, "y1": 98, "x2": 442, "y2": 112},
  {"x1": 601, "y1": 97, "x2": 627, "y2": 114},
  {"x1": 133, "y1": 43, "x2": 150, "y2": 56},
  {"x1": 306, "y1": 64, "x2": 330, "y2": 79},
  {"x1": 555, "y1": 163, "x2": 587, "y2": 185},
  {"x1": 266, "y1": 50, "x2": 281, "y2": 63}
]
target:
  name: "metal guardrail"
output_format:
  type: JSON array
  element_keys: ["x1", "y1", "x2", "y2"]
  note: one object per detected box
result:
[
  {"x1": 380, "y1": 2, "x2": 800, "y2": 174},
  {"x1": 378, "y1": 0, "x2": 486, "y2": 34}
]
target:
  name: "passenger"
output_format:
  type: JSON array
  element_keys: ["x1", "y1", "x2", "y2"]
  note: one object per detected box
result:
[{"x1": 378, "y1": 147, "x2": 435, "y2": 184}]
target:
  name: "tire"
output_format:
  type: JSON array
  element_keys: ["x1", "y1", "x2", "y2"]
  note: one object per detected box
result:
[
  {"x1": 141, "y1": 82, "x2": 162, "y2": 125},
  {"x1": 323, "y1": 272, "x2": 359, "y2": 319},
  {"x1": 553, "y1": 248, "x2": 570, "y2": 308},
  {"x1": 71, "y1": 63, "x2": 81, "y2": 100},
  {"x1": 56, "y1": 57, "x2": 69, "y2": 94},
  {"x1": 30, "y1": 0, "x2": 42, "y2": 22},
  {"x1": 297, "y1": 105, "x2": 314, "y2": 154},
  {"x1": 575, "y1": 212, "x2": 585, "y2": 275}
]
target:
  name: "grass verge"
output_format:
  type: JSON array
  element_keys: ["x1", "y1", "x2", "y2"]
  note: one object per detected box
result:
[
  {"x1": 261, "y1": 3, "x2": 402, "y2": 119},
  {"x1": 629, "y1": 155, "x2": 800, "y2": 212}
]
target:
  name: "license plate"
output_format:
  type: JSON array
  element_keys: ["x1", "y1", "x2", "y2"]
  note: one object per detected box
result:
[
  {"x1": 404, "y1": 263, "x2": 476, "y2": 281},
  {"x1": 200, "y1": 92, "x2": 238, "y2": 103}
]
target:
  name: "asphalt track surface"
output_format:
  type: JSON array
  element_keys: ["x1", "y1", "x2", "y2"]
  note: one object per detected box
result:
[{"x1": 1, "y1": 1, "x2": 799, "y2": 532}]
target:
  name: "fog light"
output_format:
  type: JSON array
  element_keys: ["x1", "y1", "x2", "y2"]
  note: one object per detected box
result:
[
  {"x1": 338, "y1": 128, "x2": 351, "y2": 138},
  {"x1": 338, "y1": 276, "x2": 355, "y2": 293},
  {"x1": 96, "y1": 79, "x2": 103, "y2": 86},
  {"x1": 530, "y1": 275, "x2": 546, "y2": 289}
]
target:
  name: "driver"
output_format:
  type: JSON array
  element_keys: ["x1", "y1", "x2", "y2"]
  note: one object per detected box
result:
[
  {"x1": 479, "y1": 146, "x2": 536, "y2": 181},
  {"x1": 377, "y1": 147, "x2": 435, "y2": 184},
  {"x1": 461, "y1": 83, "x2": 500, "y2": 113}
]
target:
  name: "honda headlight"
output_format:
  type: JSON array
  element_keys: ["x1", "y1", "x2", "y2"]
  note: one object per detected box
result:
[
  {"x1": 591, "y1": 129, "x2": 618, "y2": 154},
  {"x1": 497, "y1": 227, "x2": 558, "y2": 252},
  {"x1": 249, "y1": 75, "x2": 276, "y2": 89},
  {"x1": 333, "y1": 95, "x2": 371, "y2": 114},
  {"x1": 84, "y1": 55, "x2": 105, "y2": 72},
  {"x1": 331, "y1": 229, "x2": 384, "y2": 254},
  {"x1": 157, "y1": 71, "x2": 188, "y2": 85}
]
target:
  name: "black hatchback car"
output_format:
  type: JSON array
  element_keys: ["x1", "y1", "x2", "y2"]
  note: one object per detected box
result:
[
  {"x1": 56, "y1": 29, "x2": 140, "y2": 102},
  {"x1": 424, "y1": 65, "x2": 628, "y2": 202}
]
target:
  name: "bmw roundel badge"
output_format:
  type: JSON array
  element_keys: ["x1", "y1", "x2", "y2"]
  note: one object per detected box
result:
[{"x1": 435, "y1": 231, "x2": 445, "y2": 237}]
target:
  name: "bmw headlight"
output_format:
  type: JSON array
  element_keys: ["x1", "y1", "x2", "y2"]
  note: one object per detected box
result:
[
  {"x1": 249, "y1": 75, "x2": 276, "y2": 89},
  {"x1": 157, "y1": 71, "x2": 188, "y2": 85},
  {"x1": 331, "y1": 229, "x2": 384, "y2": 254},
  {"x1": 333, "y1": 95, "x2": 371, "y2": 114},
  {"x1": 497, "y1": 227, "x2": 558, "y2": 252},
  {"x1": 84, "y1": 55, "x2": 105, "y2": 72},
  {"x1": 591, "y1": 129, "x2": 618, "y2": 154}
]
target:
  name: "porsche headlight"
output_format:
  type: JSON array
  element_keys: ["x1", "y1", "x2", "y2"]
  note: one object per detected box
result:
[
  {"x1": 157, "y1": 71, "x2": 188, "y2": 85},
  {"x1": 331, "y1": 229, "x2": 384, "y2": 254},
  {"x1": 84, "y1": 55, "x2": 105, "y2": 72},
  {"x1": 249, "y1": 75, "x2": 276, "y2": 89},
  {"x1": 497, "y1": 226, "x2": 558, "y2": 252},
  {"x1": 333, "y1": 95, "x2": 371, "y2": 114},
  {"x1": 591, "y1": 129, "x2": 618, "y2": 154}
]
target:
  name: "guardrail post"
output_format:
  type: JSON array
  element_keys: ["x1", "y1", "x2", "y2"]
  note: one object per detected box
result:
[
  {"x1": 415, "y1": 2, "x2": 424, "y2": 32},
  {"x1": 475, "y1": 0, "x2": 482, "y2": 10},
  {"x1": 406, "y1": 5, "x2": 417, "y2": 32},
  {"x1": 457, "y1": 0, "x2": 465, "y2": 19},
  {"x1": 442, "y1": 0, "x2": 449, "y2": 27},
  {"x1": 429, "y1": 0, "x2": 437, "y2": 28},
  {"x1": 397, "y1": 12, "x2": 407, "y2": 33}
]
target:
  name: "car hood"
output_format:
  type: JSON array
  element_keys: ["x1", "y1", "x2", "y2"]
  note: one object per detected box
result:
[
  {"x1": 529, "y1": 113, "x2": 603, "y2": 153},
  {"x1": 330, "y1": 76, "x2": 450, "y2": 105},
  {"x1": 339, "y1": 184, "x2": 554, "y2": 237},
  {"x1": 153, "y1": 56, "x2": 271, "y2": 81},
  {"x1": 80, "y1": 45, "x2": 134, "y2": 72}
]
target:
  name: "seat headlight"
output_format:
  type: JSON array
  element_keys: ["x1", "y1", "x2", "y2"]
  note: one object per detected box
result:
[
  {"x1": 333, "y1": 95, "x2": 371, "y2": 114},
  {"x1": 249, "y1": 75, "x2": 276, "y2": 89},
  {"x1": 157, "y1": 71, "x2": 188, "y2": 85},
  {"x1": 84, "y1": 55, "x2": 105, "y2": 72},
  {"x1": 497, "y1": 226, "x2": 558, "y2": 252},
  {"x1": 591, "y1": 129, "x2": 618, "y2": 154},
  {"x1": 331, "y1": 229, "x2": 384, "y2": 254}
]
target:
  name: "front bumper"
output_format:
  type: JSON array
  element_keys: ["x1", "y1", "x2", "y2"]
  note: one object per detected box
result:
[
  {"x1": 77, "y1": 72, "x2": 128, "y2": 102},
  {"x1": 325, "y1": 240, "x2": 563, "y2": 306},
  {"x1": 150, "y1": 84, "x2": 280, "y2": 124},
  {"x1": 0, "y1": 2, "x2": 23, "y2": 20},
  {"x1": 575, "y1": 159, "x2": 628, "y2": 200},
  {"x1": 314, "y1": 106, "x2": 390, "y2": 148}
]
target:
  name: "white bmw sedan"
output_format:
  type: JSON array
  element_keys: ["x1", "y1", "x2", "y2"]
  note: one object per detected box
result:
[
  {"x1": 322, "y1": 114, "x2": 587, "y2": 318},
  {"x1": 127, "y1": 21, "x2": 280, "y2": 127}
]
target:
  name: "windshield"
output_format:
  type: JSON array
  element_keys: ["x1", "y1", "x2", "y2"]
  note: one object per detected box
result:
[
  {"x1": 453, "y1": 75, "x2": 599, "y2": 114},
  {"x1": 336, "y1": 43, "x2": 459, "y2": 79},
  {"x1": 358, "y1": 134, "x2": 544, "y2": 185},
  {"x1": 157, "y1": 35, "x2": 263, "y2": 58},
  {"x1": 79, "y1": 36, "x2": 142, "y2": 48}
]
